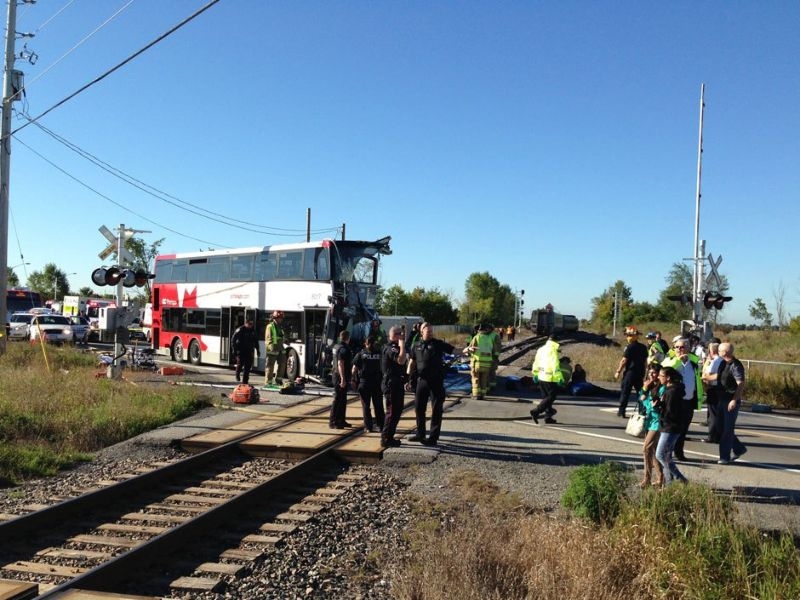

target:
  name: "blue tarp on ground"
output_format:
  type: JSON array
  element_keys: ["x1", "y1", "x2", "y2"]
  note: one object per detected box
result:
[{"x1": 444, "y1": 370, "x2": 473, "y2": 392}]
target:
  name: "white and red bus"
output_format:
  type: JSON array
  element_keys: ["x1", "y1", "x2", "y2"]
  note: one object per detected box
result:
[{"x1": 150, "y1": 236, "x2": 391, "y2": 383}]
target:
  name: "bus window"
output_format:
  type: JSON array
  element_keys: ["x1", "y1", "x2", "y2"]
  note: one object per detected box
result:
[
  {"x1": 277, "y1": 251, "x2": 303, "y2": 279},
  {"x1": 303, "y1": 247, "x2": 330, "y2": 281},
  {"x1": 187, "y1": 258, "x2": 208, "y2": 283},
  {"x1": 257, "y1": 253, "x2": 277, "y2": 281},
  {"x1": 208, "y1": 256, "x2": 231, "y2": 282},
  {"x1": 231, "y1": 255, "x2": 254, "y2": 281}
]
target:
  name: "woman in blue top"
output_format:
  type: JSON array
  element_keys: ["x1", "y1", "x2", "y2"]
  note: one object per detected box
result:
[
  {"x1": 654, "y1": 366, "x2": 688, "y2": 486},
  {"x1": 639, "y1": 364, "x2": 664, "y2": 488}
]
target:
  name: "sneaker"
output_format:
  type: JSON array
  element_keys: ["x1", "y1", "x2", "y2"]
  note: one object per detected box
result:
[
  {"x1": 732, "y1": 448, "x2": 747, "y2": 461},
  {"x1": 529, "y1": 410, "x2": 539, "y2": 424},
  {"x1": 544, "y1": 417, "x2": 557, "y2": 424},
  {"x1": 717, "y1": 459, "x2": 730, "y2": 465}
]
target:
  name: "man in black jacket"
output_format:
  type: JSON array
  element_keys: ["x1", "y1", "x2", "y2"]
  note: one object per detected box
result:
[
  {"x1": 231, "y1": 319, "x2": 259, "y2": 384},
  {"x1": 406, "y1": 322, "x2": 454, "y2": 446}
]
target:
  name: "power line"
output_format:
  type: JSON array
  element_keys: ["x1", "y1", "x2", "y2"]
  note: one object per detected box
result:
[
  {"x1": 25, "y1": 118, "x2": 340, "y2": 236},
  {"x1": 9, "y1": 0, "x2": 221, "y2": 138},
  {"x1": 14, "y1": 0, "x2": 137, "y2": 103}
]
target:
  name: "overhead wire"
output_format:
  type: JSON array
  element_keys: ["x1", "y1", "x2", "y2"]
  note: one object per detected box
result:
[
  {"x1": 29, "y1": 0, "x2": 77, "y2": 34},
  {"x1": 12, "y1": 0, "x2": 137, "y2": 103},
  {"x1": 25, "y1": 118, "x2": 340, "y2": 236},
  {"x1": 9, "y1": 0, "x2": 221, "y2": 138}
]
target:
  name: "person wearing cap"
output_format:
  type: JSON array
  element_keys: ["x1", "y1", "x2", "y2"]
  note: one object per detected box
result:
[
  {"x1": 530, "y1": 334, "x2": 564, "y2": 424},
  {"x1": 464, "y1": 322, "x2": 494, "y2": 400},
  {"x1": 264, "y1": 310, "x2": 286, "y2": 387},
  {"x1": 661, "y1": 336, "x2": 705, "y2": 461},
  {"x1": 614, "y1": 326, "x2": 648, "y2": 418}
]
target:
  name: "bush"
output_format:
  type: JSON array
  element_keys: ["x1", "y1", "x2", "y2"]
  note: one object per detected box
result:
[{"x1": 561, "y1": 461, "x2": 631, "y2": 525}]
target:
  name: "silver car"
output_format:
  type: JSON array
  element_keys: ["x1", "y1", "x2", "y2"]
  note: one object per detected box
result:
[
  {"x1": 29, "y1": 314, "x2": 74, "y2": 344},
  {"x1": 8, "y1": 312, "x2": 34, "y2": 340},
  {"x1": 68, "y1": 315, "x2": 91, "y2": 344}
]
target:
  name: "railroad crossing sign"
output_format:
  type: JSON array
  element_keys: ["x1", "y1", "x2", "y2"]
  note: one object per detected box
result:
[
  {"x1": 98, "y1": 225, "x2": 135, "y2": 264},
  {"x1": 705, "y1": 253, "x2": 723, "y2": 290}
]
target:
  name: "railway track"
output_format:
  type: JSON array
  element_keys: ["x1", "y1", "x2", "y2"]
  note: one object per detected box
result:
[{"x1": 0, "y1": 419, "x2": 367, "y2": 598}]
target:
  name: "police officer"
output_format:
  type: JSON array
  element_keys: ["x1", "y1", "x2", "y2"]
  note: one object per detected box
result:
[
  {"x1": 352, "y1": 335, "x2": 384, "y2": 433},
  {"x1": 264, "y1": 310, "x2": 286, "y2": 386},
  {"x1": 380, "y1": 326, "x2": 407, "y2": 448},
  {"x1": 329, "y1": 330, "x2": 353, "y2": 429},
  {"x1": 406, "y1": 322, "x2": 454, "y2": 446},
  {"x1": 231, "y1": 319, "x2": 259, "y2": 384}
]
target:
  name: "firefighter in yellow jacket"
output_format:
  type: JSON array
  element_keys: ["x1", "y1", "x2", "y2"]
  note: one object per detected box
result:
[
  {"x1": 464, "y1": 322, "x2": 494, "y2": 400},
  {"x1": 530, "y1": 334, "x2": 564, "y2": 424}
]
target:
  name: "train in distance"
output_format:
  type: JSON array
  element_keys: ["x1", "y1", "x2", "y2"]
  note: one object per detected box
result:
[{"x1": 529, "y1": 305, "x2": 580, "y2": 336}]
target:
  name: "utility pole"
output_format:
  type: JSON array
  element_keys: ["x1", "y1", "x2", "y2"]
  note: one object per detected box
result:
[
  {"x1": 691, "y1": 83, "x2": 706, "y2": 326},
  {"x1": 0, "y1": 0, "x2": 18, "y2": 356}
]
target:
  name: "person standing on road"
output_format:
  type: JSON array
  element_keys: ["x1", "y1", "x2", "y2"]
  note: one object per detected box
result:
[
  {"x1": 406, "y1": 322, "x2": 454, "y2": 446},
  {"x1": 701, "y1": 340, "x2": 724, "y2": 444},
  {"x1": 654, "y1": 366, "x2": 688, "y2": 486},
  {"x1": 329, "y1": 330, "x2": 353, "y2": 429},
  {"x1": 716, "y1": 342, "x2": 748, "y2": 464},
  {"x1": 464, "y1": 323, "x2": 494, "y2": 400},
  {"x1": 231, "y1": 319, "x2": 259, "y2": 384},
  {"x1": 352, "y1": 335, "x2": 385, "y2": 433},
  {"x1": 264, "y1": 311, "x2": 286, "y2": 387},
  {"x1": 380, "y1": 326, "x2": 407, "y2": 448},
  {"x1": 530, "y1": 334, "x2": 564, "y2": 424},
  {"x1": 614, "y1": 326, "x2": 648, "y2": 418},
  {"x1": 639, "y1": 365, "x2": 664, "y2": 488},
  {"x1": 661, "y1": 337, "x2": 703, "y2": 461}
]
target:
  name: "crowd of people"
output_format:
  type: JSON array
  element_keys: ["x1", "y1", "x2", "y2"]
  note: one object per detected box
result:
[
  {"x1": 610, "y1": 326, "x2": 748, "y2": 488},
  {"x1": 233, "y1": 314, "x2": 748, "y2": 475}
]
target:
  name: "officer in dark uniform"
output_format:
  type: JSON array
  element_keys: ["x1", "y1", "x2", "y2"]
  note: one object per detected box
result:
[
  {"x1": 230, "y1": 319, "x2": 259, "y2": 384},
  {"x1": 352, "y1": 335, "x2": 385, "y2": 433},
  {"x1": 406, "y1": 322, "x2": 454, "y2": 446},
  {"x1": 380, "y1": 326, "x2": 407, "y2": 447},
  {"x1": 329, "y1": 330, "x2": 353, "y2": 429}
]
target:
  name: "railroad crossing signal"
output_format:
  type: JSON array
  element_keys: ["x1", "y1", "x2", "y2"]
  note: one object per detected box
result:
[
  {"x1": 705, "y1": 253, "x2": 723, "y2": 290},
  {"x1": 91, "y1": 267, "x2": 154, "y2": 287},
  {"x1": 703, "y1": 291, "x2": 733, "y2": 310},
  {"x1": 98, "y1": 225, "x2": 135, "y2": 264}
]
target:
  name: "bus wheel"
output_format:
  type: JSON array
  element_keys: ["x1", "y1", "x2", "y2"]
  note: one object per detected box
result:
[
  {"x1": 170, "y1": 338, "x2": 183, "y2": 362},
  {"x1": 189, "y1": 339, "x2": 202, "y2": 366},
  {"x1": 285, "y1": 348, "x2": 300, "y2": 381}
]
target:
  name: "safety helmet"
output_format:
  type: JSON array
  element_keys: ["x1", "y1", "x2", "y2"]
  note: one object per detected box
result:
[{"x1": 272, "y1": 310, "x2": 284, "y2": 319}]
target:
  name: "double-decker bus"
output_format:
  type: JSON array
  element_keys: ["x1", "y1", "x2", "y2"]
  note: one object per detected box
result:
[{"x1": 150, "y1": 236, "x2": 391, "y2": 383}]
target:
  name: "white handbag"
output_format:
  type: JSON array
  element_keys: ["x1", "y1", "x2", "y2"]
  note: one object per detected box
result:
[{"x1": 625, "y1": 412, "x2": 646, "y2": 438}]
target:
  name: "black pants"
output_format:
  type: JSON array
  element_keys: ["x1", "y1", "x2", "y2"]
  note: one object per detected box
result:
[
  {"x1": 534, "y1": 381, "x2": 559, "y2": 417},
  {"x1": 329, "y1": 380, "x2": 349, "y2": 427},
  {"x1": 617, "y1": 372, "x2": 643, "y2": 416},
  {"x1": 381, "y1": 383, "x2": 404, "y2": 444},
  {"x1": 705, "y1": 387, "x2": 722, "y2": 442},
  {"x1": 674, "y1": 402, "x2": 695, "y2": 457},
  {"x1": 415, "y1": 376, "x2": 446, "y2": 442},
  {"x1": 358, "y1": 382, "x2": 385, "y2": 430},
  {"x1": 235, "y1": 353, "x2": 254, "y2": 384}
]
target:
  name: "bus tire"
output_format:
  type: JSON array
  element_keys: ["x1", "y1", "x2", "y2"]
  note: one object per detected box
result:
[
  {"x1": 188, "y1": 339, "x2": 202, "y2": 366},
  {"x1": 285, "y1": 348, "x2": 299, "y2": 381},
  {"x1": 170, "y1": 338, "x2": 184, "y2": 362}
]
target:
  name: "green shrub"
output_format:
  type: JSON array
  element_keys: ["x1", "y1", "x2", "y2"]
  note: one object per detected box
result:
[{"x1": 561, "y1": 461, "x2": 631, "y2": 525}]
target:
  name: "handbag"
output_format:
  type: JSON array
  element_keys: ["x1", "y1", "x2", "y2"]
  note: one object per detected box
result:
[{"x1": 625, "y1": 412, "x2": 646, "y2": 438}]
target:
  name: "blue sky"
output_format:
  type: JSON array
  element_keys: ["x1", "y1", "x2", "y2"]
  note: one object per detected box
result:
[{"x1": 6, "y1": 0, "x2": 799, "y2": 325}]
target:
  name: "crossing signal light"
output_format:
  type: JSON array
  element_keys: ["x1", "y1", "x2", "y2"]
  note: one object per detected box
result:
[
  {"x1": 92, "y1": 267, "x2": 155, "y2": 287},
  {"x1": 703, "y1": 291, "x2": 733, "y2": 310},
  {"x1": 667, "y1": 293, "x2": 691, "y2": 305}
]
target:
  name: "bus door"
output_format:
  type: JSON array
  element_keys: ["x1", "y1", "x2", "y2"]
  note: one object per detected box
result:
[
  {"x1": 303, "y1": 308, "x2": 329, "y2": 380},
  {"x1": 221, "y1": 307, "x2": 256, "y2": 366}
]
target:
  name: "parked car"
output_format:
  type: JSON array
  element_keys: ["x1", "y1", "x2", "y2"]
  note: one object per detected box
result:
[
  {"x1": 8, "y1": 312, "x2": 34, "y2": 340},
  {"x1": 29, "y1": 314, "x2": 74, "y2": 344},
  {"x1": 68, "y1": 315, "x2": 91, "y2": 344}
]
